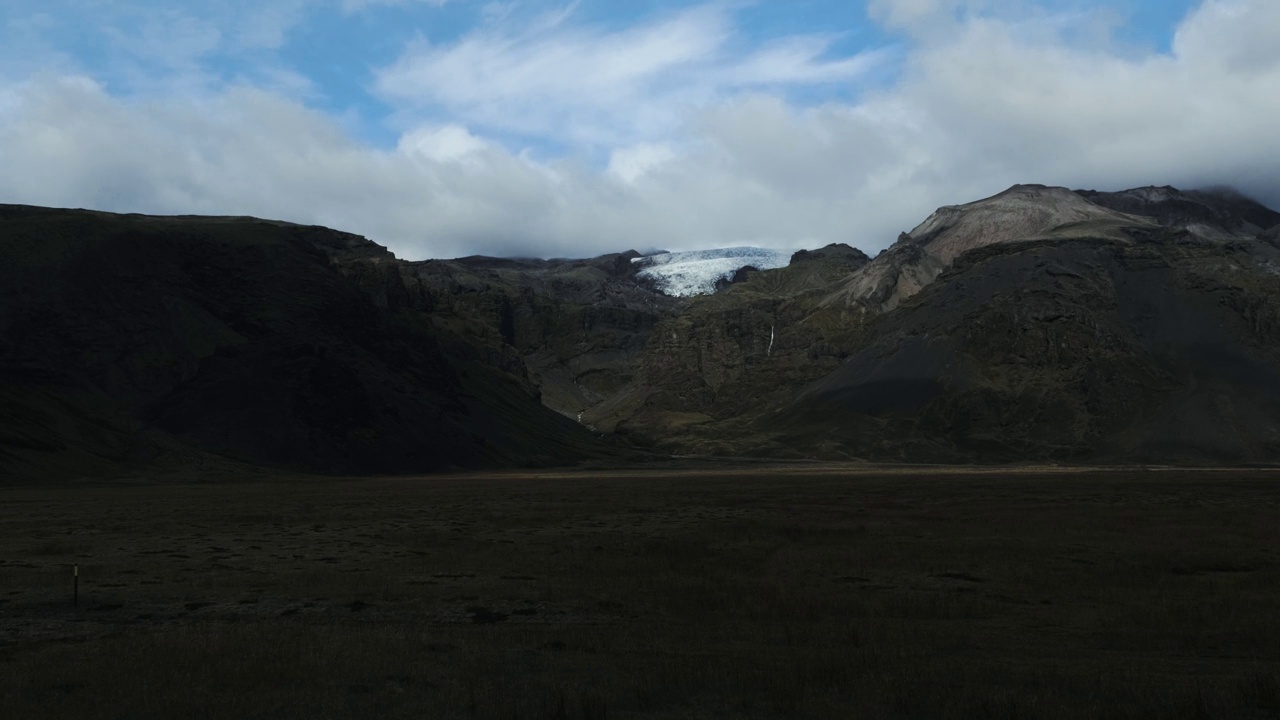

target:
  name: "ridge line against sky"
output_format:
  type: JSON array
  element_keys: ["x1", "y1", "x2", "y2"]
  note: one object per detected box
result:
[{"x1": 0, "y1": 0, "x2": 1277, "y2": 260}]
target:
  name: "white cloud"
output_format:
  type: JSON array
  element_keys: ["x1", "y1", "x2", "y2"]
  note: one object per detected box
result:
[
  {"x1": 891, "y1": 2, "x2": 1280, "y2": 199},
  {"x1": 374, "y1": 4, "x2": 882, "y2": 147},
  {"x1": 0, "y1": 1, "x2": 1278, "y2": 264},
  {"x1": 608, "y1": 143, "x2": 676, "y2": 184},
  {"x1": 399, "y1": 123, "x2": 491, "y2": 163},
  {"x1": 1173, "y1": 0, "x2": 1280, "y2": 72}
]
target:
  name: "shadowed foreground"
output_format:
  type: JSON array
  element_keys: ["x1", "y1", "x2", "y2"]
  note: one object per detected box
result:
[{"x1": 2, "y1": 466, "x2": 1278, "y2": 719}]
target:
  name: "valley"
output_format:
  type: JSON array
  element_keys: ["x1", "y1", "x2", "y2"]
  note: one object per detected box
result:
[
  {"x1": 6, "y1": 3, "x2": 1278, "y2": 719},
  {"x1": 2, "y1": 466, "x2": 1278, "y2": 719},
  {"x1": 4, "y1": 185, "x2": 1280, "y2": 717}
]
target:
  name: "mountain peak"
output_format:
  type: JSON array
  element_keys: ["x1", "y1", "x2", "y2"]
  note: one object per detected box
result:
[
  {"x1": 903, "y1": 183, "x2": 1141, "y2": 264},
  {"x1": 825, "y1": 184, "x2": 1154, "y2": 312},
  {"x1": 790, "y1": 243, "x2": 870, "y2": 265}
]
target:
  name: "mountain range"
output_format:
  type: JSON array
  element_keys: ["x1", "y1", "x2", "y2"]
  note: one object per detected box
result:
[{"x1": 3, "y1": 183, "x2": 1280, "y2": 478}]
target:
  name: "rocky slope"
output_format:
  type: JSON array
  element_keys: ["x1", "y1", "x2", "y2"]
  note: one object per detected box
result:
[
  {"x1": 580, "y1": 184, "x2": 1280, "y2": 462},
  {"x1": 0, "y1": 206, "x2": 611, "y2": 478},
  {"x1": 401, "y1": 250, "x2": 678, "y2": 423},
  {"x1": 587, "y1": 243, "x2": 873, "y2": 450},
  {"x1": 1077, "y1": 185, "x2": 1280, "y2": 240},
  {"x1": 777, "y1": 232, "x2": 1280, "y2": 462},
  {"x1": 760, "y1": 187, "x2": 1280, "y2": 462},
  {"x1": 5, "y1": 184, "x2": 1280, "y2": 476},
  {"x1": 823, "y1": 184, "x2": 1158, "y2": 313}
]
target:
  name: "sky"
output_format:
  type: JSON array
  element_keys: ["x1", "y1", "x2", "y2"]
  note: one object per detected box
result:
[{"x1": 1, "y1": 0, "x2": 1277, "y2": 260}]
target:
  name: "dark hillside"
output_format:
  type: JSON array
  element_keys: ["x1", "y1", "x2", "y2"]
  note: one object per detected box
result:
[
  {"x1": 0, "y1": 206, "x2": 605, "y2": 478},
  {"x1": 774, "y1": 229, "x2": 1280, "y2": 463},
  {"x1": 6, "y1": 184, "x2": 1280, "y2": 475}
]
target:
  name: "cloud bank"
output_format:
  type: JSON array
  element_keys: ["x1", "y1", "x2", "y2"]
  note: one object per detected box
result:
[{"x1": 0, "y1": 0, "x2": 1277, "y2": 260}]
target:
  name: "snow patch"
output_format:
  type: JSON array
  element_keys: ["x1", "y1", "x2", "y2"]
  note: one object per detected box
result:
[
  {"x1": 632, "y1": 247, "x2": 793, "y2": 297},
  {"x1": 1126, "y1": 186, "x2": 1181, "y2": 203}
]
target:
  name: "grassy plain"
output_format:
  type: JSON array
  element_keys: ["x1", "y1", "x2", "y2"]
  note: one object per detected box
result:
[{"x1": 1, "y1": 465, "x2": 1278, "y2": 719}]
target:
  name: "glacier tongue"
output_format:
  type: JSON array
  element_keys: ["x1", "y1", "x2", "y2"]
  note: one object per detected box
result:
[{"x1": 632, "y1": 247, "x2": 793, "y2": 297}]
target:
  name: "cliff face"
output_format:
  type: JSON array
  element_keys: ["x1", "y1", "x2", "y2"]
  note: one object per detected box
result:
[
  {"x1": 6, "y1": 184, "x2": 1280, "y2": 477},
  {"x1": 0, "y1": 206, "x2": 608, "y2": 478},
  {"x1": 401, "y1": 250, "x2": 678, "y2": 424},
  {"x1": 585, "y1": 243, "x2": 873, "y2": 454}
]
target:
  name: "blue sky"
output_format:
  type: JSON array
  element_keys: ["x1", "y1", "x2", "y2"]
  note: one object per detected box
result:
[
  {"x1": 0, "y1": 0, "x2": 1274, "y2": 259},
  {"x1": 3, "y1": 0, "x2": 1199, "y2": 148}
]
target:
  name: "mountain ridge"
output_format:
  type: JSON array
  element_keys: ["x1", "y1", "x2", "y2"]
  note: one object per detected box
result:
[
  {"x1": 4, "y1": 183, "x2": 1280, "y2": 478},
  {"x1": 0, "y1": 205, "x2": 618, "y2": 479}
]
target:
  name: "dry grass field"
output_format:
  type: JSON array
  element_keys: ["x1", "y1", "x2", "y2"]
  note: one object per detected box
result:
[{"x1": 2, "y1": 465, "x2": 1278, "y2": 719}]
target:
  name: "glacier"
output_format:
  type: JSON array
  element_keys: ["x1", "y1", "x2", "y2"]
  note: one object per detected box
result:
[{"x1": 632, "y1": 247, "x2": 793, "y2": 297}]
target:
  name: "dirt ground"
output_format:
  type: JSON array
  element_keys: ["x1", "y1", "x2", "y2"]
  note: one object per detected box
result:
[{"x1": 2, "y1": 465, "x2": 1278, "y2": 719}]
